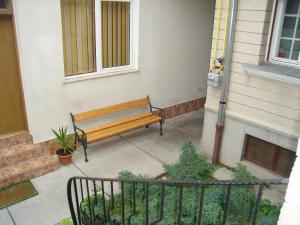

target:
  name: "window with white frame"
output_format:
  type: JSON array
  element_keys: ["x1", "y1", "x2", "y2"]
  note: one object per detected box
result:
[
  {"x1": 270, "y1": 0, "x2": 300, "y2": 66},
  {"x1": 60, "y1": 0, "x2": 139, "y2": 77}
]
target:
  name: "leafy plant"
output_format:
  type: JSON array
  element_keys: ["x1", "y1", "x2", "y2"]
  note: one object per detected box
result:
[
  {"x1": 80, "y1": 185, "x2": 107, "y2": 225},
  {"x1": 164, "y1": 141, "x2": 215, "y2": 180},
  {"x1": 59, "y1": 218, "x2": 73, "y2": 225},
  {"x1": 78, "y1": 141, "x2": 282, "y2": 225},
  {"x1": 232, "y1": 163, "x2": 255, "y2": 180},
  {"x1": 52, "y1": 126, "x2": 76, "y2": 155},
  {"x1": 259, "y1": 199, "x2": 281, "y2": 215},
  {"x1": 256, "y1": 199, "x2": 282, "y2": 225}
]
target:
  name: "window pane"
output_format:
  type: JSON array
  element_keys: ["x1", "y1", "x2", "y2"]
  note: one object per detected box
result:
[
  {"x1": 286, "y1": 0, "x2": 300, "y2": 14},
  {"x1": 102, "y1": 1, "x2": 130, "y2": 68},
  {"x1": 277, "y1": 39, "x2": 292, "y2": 58},
  {"x1": 61, "y1": 0, "x2": 96, "y2": 76},
  {"x1": 274, "y1": 148, "x2": 296, "y2": 177},
  {"x1": 244, "y1": 136, "x2": 277, "y2": 169},
  {"x1": 281, "y1": 16, "x2": 297, "y2": 38},
  {"x1": 296, "y1": 18, "x2": 300, "y2": 38},
  {"x1": 291, "y1": 40, "x2": 300, "y2": 60},
  {"x1": 0, "y1": 0, "x2": 9, "y2": 8},
  {"x1": 244, "y1": 135, "x2": 296, "y2": 177}
]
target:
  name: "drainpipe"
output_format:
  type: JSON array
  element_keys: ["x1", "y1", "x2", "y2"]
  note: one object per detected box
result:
[{"x1": 212, "y1": 0, "x2": 238, "y2": 165}]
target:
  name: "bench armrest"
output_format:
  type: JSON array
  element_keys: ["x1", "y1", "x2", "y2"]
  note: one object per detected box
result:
[
  {"x1": 73, "y1": 125, "x2": 87, "y2": 142},
  {"x1": 74, "y1": 126, "x2": 86, "y2": 135},
  {"x1": 70, "y1": 112, "x2": 87, "y2": 141},
  {"x1": 151, "y1": 105, "x2": 165, "y2": 120}
]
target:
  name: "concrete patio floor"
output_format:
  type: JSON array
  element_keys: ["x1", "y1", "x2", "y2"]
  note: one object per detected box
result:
[
  {"x1": 0, "y1": 110, "x2": 204, "y2": 225},
  {"x1": 0, "y1": 109, "x2": 286, "y2": 225}
]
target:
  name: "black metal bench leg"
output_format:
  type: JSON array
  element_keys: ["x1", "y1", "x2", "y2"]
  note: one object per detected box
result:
[
  {"x1": 82, "y1": 138, "x2": 88, "y2": 162},
  {"x1": 74, "y1": 138, "x2": 78, "y2": 151},
  {"x1": 160, "y1": 120, "x2": 163, "y2": 136}
]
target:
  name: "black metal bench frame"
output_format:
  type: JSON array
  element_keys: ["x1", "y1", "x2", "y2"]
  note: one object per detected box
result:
[{"x1": 70, "y1": 97, "x2": 165, "y2": 162}]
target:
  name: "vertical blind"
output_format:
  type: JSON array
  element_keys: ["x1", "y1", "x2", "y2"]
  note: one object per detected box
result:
[
  {"x1": 61, "y1": 0, "x2": 96, "y2": 76},
  {"x1": 61, "y1": 0, "x2": 130, "y2": 76},
  {"x1": 102, "y1": 1, "x2": 130, "y2": 68}
]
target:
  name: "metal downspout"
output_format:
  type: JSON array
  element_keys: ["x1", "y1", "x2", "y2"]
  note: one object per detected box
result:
[{"x1": 212, "y1": 0, "x2": 238, "y2": 165}]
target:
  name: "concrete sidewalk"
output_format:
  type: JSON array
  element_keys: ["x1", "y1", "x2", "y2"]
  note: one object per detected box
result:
[{"x1": 0, "y1": 110, "x2": 204, "y2": 225}]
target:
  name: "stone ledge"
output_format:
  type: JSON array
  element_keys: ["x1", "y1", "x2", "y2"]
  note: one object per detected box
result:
[
  {"x1": 244, "y1": 63, "x2": 300, "y2": 86},
  {"x1": 204, "y1": 106, "x2": 299, "y2": 149}
]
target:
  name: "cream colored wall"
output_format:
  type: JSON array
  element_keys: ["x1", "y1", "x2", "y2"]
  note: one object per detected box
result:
[
  {"x1": 13, "y1": 0, "x2": 215, "y2": 142},
  {"x1": 206, "y1": 0, "x2": 300, "y2": 139}
]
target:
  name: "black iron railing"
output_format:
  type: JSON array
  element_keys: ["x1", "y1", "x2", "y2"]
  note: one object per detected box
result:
[{"x1": 67, "y1": 176, "x2": 288, "y2": 225}]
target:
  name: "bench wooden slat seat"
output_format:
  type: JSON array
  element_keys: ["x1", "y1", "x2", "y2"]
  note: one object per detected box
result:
[
  {"x1": 71, "y1": 96, "x2": 165, "y2": 162},
  {"x1": 84, "y1": 112, "x2": 153, "y2": 134},
  {"x1": 87, "y1": 114, "x2": 161, "y2": 143}
]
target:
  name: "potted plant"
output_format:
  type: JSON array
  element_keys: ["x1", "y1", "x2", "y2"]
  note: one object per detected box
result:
[{"x1": 52, "y1": 126, "x2": 76, "y2": 165}]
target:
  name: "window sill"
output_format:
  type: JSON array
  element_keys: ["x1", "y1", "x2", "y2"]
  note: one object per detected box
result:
[
  {"x1": 63, "y1": 68, "x2": 139, "y2": 84},
  {"x1": 243, "y1": 63, "x2": 300, "y2": 86}
]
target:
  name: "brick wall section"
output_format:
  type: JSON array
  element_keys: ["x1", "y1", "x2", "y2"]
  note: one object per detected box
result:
[
  {"x1": 278, "y1": 139, "x2": 300, "y2": 225},
  {"x1": 206, "y1": 0, "x2": 300, "y2": 137},
  {"x1": 159, "y1": 97, "x2": 206, "y2": 119}
]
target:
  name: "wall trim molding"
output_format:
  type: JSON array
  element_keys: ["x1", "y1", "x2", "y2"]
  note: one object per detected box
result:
[{"x1": 204, "y1": 105, "x2": 299, "y2": 141}]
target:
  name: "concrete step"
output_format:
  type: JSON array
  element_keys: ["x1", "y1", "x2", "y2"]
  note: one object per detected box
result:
[
  {"x1": 0, "y1": 132, "x2": 33, "y2": 149},
  {"x1": 0, "y1": 144, "x2": 48, "y2": 168},
  {"x1": 0, "y1": 154, "x2": 59, "y2": 189}
]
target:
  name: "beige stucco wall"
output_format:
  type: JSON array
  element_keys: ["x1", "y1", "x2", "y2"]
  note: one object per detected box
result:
[
  {"x1": 207, "y1": 0, "x2": 300, "y2": 136},
  {"x1": 202, "y1": 0, "x2": 300, "y2": 162},
  {"x1": 13, "y1": 0, "x2": 215, "y2": 142}
]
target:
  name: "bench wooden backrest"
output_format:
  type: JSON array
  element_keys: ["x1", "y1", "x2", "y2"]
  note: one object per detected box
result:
[{"x1": 73, "y1": 97, "x2": 151, "y2": 122}]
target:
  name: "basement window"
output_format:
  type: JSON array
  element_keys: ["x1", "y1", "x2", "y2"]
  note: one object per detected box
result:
[
  {"x1": 243, "y1": 135, "x2": 296, "y2": 177},
  {"x1": 60, "y1": 0, "x2": 139, "y2": 78}
]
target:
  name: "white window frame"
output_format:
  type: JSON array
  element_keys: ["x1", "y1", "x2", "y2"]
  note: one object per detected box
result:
[
  {"x1": 64, "y1": 0, "x2": 139, "y2": 83},
  {"x1": 269, "y1": 0, "x2": 300, "y2": 67}
]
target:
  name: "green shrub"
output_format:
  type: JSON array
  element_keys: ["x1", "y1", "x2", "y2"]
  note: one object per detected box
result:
[
  {"x1": 78, "y1": 141, "x2": 282, "y2": 225},
  {"x1": 227, "y1": 163, "x2": 256, "y2": 224},
  {"x1": 232, "y1": 163, "x2": 255, "y2": 180},
  {"x1": 256, "y1": 200, "x2": 282, "y2": 225},
  {"x1": 59, "y1": 218, "x2": 73, "y2": 225},
  {"x1": 80, "y1": 187, "x2": 106, "y2": 225},
  {"x1": 164, "y1": 141, "x2": 215, "y2": 180}
]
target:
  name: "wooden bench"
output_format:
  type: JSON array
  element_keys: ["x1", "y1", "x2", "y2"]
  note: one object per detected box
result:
[{"x1": 70, "y1": 96, "x2": 165, "y2": 162}]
